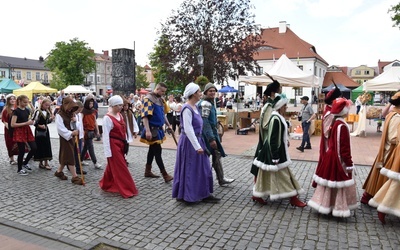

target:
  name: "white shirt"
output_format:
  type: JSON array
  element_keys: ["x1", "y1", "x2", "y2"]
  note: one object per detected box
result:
[
  {"x1": 125, "y1": 112, "x2": 139, "y2": 143},
  {"x1": 182, "y1": 107, "x2": 201, "y2": 151},
  {"x1": 76, "y1": 113, "x2": 84, "y2": 140},
  {"x1": 56, "y1": 114, "x2": 74, "y2": 141}
]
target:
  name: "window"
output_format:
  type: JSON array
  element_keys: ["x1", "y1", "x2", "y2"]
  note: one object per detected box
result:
[
  {"x1": 36, "y1": 72, "x2": 41, "y2": 80},
  {"x1": 255, "y1": 67, "x2": 263, "y2": 75},
  {"x1": 97, "y1": 76, "x2": 101, "y2": 83},
  {"x1": 43, "y1": 73, "x2": 48, "y2": 83},
  {"x1": 314, "y1": 66, "x2": 317, "y2": 76},
  {"x1": 295, "y1": 88, "x2": 303, "y2": 96},
  {"x1": 364, "y1": 70, "x2": 370, "y2": 75},
  {"x1": 26, "y1": 72, "x2": 32, "y2": 80},
  {"x1": 319, "y1": 68, "x2": 321, "y2": 77},
  {"x1": 16, "y1": 71, "x2": 21, "y2": 80},
  {"x1": 355, "y1": 70, "x2": 361, "y2": 75},
  {"x1": 89, "y1": 75, "x2": 94, "y2": 83},
  {"x1": 0, "y1": 71, "x2": 5, "y2": 77}
]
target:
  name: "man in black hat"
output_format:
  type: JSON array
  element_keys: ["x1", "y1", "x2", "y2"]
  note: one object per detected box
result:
[{"x1": 296, "y1": 96, "x2": 316, "y2": 152}]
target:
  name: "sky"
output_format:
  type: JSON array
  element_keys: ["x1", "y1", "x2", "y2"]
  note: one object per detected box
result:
[{"x1": 1, "y1": 0, "x2": 399, "y2": 68}]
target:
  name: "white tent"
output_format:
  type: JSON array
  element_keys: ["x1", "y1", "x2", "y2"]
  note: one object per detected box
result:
[
  {"x1": 362, "y1": 66, "x2": 400, "y2": 91},
  {"x1": 63, "y1": 85, "x2": 91, "y2": 94},
  {"x1": 238, "y1": 54, "x2": 319, "y2": 88}
]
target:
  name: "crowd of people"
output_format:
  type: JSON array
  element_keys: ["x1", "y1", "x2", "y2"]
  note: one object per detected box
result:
[{"x1": 1, "y1": 82, "x2": 400, "y2": 224}]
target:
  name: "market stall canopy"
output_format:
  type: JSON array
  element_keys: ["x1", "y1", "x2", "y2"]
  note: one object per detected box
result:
[
  {"x1": 0, "y1": 79, "x2": 21, "y2": 93},
  {"x1": 363, "y1": 66, "x2": 400, "y2": 91},
  {"x1": 351, "y1": 85, "x2": 373, "y2": 104},
  {"x1": 62, "y1": 85, "x2": 91, "y2": 94},
  {"x1": 322, "y1": 83, "x2": 351, "y2": 99},
  {"x1": 13, "y1": 81, "x2": 57, "y2": 100},
  {"x1": 219, "y1": 85, "x2": 238, "y2": 93},
  {"x1": 238, "y1": 54, "x2": 319, "y2": 88}
]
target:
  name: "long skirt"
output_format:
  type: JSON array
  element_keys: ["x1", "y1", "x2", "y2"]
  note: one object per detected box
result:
[{"x1": 99, "y1": 139, "x2": 138, "y2": 198}]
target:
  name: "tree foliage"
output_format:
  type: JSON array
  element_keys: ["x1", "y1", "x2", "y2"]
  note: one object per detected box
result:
[
  {"x1": 388, "y1": 3, "x2": 400, "y2": 28},
  {"x1": 148, "y1": 34, "x2": 191, "y2": 94},
  {"x1": 45, "y1": 38, "x2": 96, "y2": 89},
  {"x1": 135, "y1": 65, "x2": 150, "y2": 90},
  {"x1": 158, "y1": 0, "x2": 264, "y2": 85}
]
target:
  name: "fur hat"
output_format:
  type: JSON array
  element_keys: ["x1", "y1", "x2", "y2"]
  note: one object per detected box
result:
[
  {"x1": 331, "y1": 98, "x2": 352, "y2": 116},
  {"x1": 203, "y1": 83, "x2": 217, "y2": 94},
  {"x1": 389, "y1": 91, "x2": 400, "y2": 106},
  {"x1": 324, "y1": 87, "x2": 342, "y2": 105},
  {"x1": 272, "y1": 93, "x2": 288, "y2": 110}
]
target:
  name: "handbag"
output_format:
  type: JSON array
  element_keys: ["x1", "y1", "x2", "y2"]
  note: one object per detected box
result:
[{"x1": 36, "y1": 129, "x2": 47, "y2": 138}]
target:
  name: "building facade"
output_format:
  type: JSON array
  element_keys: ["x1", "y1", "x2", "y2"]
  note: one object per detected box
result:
[
  {"x1": 0, "y1": 55, "x2": 52, "y2": 86},
  {"x1": 350, "y1": 65, "x2": 375, "y2": 84}
]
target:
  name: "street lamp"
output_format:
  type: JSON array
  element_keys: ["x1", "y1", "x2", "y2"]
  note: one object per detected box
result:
[{"x1": 197, "y1": 45, "x2": 204, "y2": 76}]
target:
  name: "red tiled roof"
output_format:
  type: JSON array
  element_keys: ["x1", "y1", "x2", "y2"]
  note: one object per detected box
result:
[
  {"x1": 253, "y1": 27, "x2": 328, "y2": 65},
  {"x1": 377, "y1": 60, "x2": 394, "y2": 74},
  {"x1": 323, "y1": 71, "x2": 359, "y2": 88}
]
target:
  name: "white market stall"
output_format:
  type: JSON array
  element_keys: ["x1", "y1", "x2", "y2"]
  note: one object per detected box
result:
[
  {"x1": 238, "y1": 54, "x2": 319, "y2": 88},
  {"x1": 62, "y1": 85, "x2": 92, "y2": 94}
]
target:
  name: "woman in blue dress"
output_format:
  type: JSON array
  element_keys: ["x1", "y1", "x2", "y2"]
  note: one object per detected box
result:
[{"x1": 172, "y1": 83, "x2": 220, "y2": 203}]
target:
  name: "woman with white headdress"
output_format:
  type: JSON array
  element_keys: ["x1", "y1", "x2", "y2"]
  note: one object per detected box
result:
[
  {"x1": 172, "y1": 83, "x2": 220, "y2": 203},
  {"x1": 100, "y1": 95, "x2": 138, "y2": 198}
]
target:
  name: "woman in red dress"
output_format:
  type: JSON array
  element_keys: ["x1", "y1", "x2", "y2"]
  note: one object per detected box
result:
[
  {"x1": 1, "y1": 94, "x2": 18, "y2": 165},
  {"x1": 10, "y1": 95, "x2": 37, "y2": 176},
  {"x1": 99, "y1": 95, "x2": 138, "y2": 198}
]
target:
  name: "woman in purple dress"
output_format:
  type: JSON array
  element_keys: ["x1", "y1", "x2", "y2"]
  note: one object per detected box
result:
[{"x1": 172, "y1": 83, "x2": 220, "y2": 203}]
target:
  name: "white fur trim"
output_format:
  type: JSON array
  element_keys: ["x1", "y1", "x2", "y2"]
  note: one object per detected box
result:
[
  {"x1": 312, "y1": 174, "x2": 355, "y2": 188},
  {"x1": 307, "y1": 200, "x2": 333, "y2": 214},
  {"x1": 380, "y1": 168, "x2": 400, "y2": 181},
  {"x1": 377, "y1": 204, "x2": 400, "y2": 218},
  {"x1": 252, "y1": 158, "x2": 292, "y2": 171},
  {"x1": 332, "y1": 209, "x2": 351, "y2": 218},
  {"x1": 334, "y1": 106, "x2": 349, "y2": 117},
  {"x1": 252, "y1": 188, "x2": 304, "y2": 201},
  {"x1": 368, "y1": 198, "x2": 379, "y2": 208}
]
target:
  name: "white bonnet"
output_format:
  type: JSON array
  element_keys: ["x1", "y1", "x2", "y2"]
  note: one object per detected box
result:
[
  {"x1": 183, "y1": 82, "x2": 200, "y2": 99},
  {"x1": 108, "y1": 95, "x2": 123, "y2": 107}
]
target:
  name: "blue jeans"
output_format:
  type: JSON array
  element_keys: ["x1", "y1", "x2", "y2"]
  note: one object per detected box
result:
[{"x1": 301, "y1": 121, "x2": 311, "y2": 148}]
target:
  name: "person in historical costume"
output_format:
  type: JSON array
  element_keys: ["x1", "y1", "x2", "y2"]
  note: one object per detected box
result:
[
  {"x1": 172, "y1": 83, "x2": 220, "y2": 203},
  {"x1": 361, "y1": 93, "x2": 400, "y2": 205},
  {"x1": 308, "y1": 97, "x2": 357, "y2": 217},
  {"x1": 100, "y1": 96, "x2": 138, "y2": 198},
  {"x1": 311, "y1": 87, "x2": 342, "y2": 188},
  {"x1": 365, "y1": 93, "x2": 400, "y2": 224},
  {"x1": 1, "y1": 94, "x2": 18, "y2": 165},
  {"x1": 121, "y1": 97, "x2": 139, "y2": 160},
  {"x1": 250, "y1": 80, "x2": 281, "y2": 204},
  {"x1": 252, "y1": 94, "x2": 306, "y2": 207},
  {"x1": 140, "y1": 83, "x2": 173, "y2": 183},
  {"x1": 80, "y1": 97, "x2": 102, "y2": 170},
  {"x1": 54, "y1": 97, "x2": 84, "y2": 185},
  {"x1": 10, "y1": 95, "x2": 37, "y2": 176},
  {"x1": 197, "y1": 83, "x2": 235, "y2": 186},
  {"x1": 33, "y1": 98, "x2": 54, "y2": 170}
]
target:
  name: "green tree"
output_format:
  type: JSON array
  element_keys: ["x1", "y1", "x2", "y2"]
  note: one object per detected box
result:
[
  {"x1": 158, "y1": 0, "x2": 264, "y2": 84},
  {"x1": 389, "y1": 3, "x2": 400, "y2": 28},
  {"x1": 135, "y1": 65, "x2": 150, "y2": 90},
  {"x1": 45, "y1": 38, "x2": 96, "y2": 89},
  {"x1": 148, "y1": 34, "x2": 191, "y2": 94}
]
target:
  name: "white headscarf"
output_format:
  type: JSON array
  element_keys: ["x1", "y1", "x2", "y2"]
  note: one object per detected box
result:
[
  {"x1": 183, "y1": 82, "x2": 200, "y2": 99},
  {"x1": 108, "y1": 95, "x2": 123, "y2": 107}
]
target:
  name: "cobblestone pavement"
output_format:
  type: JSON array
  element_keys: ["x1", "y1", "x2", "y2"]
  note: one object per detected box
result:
[{"x1": 0, "y1": 134, "x2": 399, "y2": 250}]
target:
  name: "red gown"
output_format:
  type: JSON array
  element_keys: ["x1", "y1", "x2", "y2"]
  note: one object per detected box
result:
[{"x1": 99, "y1": 114, "x2": 138, "y2": 198}]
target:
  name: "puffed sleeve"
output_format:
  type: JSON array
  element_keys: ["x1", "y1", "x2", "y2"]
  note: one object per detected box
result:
[{"x1": 102, "y1": 115, "x2": 114, "y2": 158}]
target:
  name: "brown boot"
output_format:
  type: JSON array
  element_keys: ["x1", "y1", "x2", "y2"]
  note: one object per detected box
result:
[
  {"x1": 71, "y1": 176, "x2": 83, "y2": 185},
  {"x1": 54, "y1": 171, "x2": 68, "y2": 180},
  {"x1": 161, "y1": 169, "x2": 173, "y2": 183},
  {"x1": 144, "y1": 164, "x2": 160, "y2": 178}
]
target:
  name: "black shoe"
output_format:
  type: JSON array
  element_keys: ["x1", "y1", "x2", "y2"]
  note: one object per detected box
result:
[
  {"x1": 296, "y1": 146, "x2": 304, "y2": 152},
  {"x1": 304, "y1": 145, "x2": 312, "y2": 149},
  {"x1": 77, "y1": 170, "x2": 87, "y2": 175},
  {"x1": 202, "y1": 195, "x2": 221, "y2": 203}
]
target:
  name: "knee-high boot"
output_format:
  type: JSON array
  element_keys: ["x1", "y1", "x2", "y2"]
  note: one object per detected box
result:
[{"x1": 212, "y1": 150, "x2": 235, "y2": 186}]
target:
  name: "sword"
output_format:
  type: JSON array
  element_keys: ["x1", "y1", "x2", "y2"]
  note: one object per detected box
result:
[{"x1": 166, "y1": 127, "x2": 178, "y2": 146}]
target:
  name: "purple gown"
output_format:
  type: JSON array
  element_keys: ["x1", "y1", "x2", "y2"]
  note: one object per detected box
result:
[{"x1": 172, "y1": 104, "x2": 213, "y2": 202}]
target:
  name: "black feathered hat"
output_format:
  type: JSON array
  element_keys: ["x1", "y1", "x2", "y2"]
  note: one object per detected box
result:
[{"x1": 324, "y1": 81, "x2": 342, "y2": 105}]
